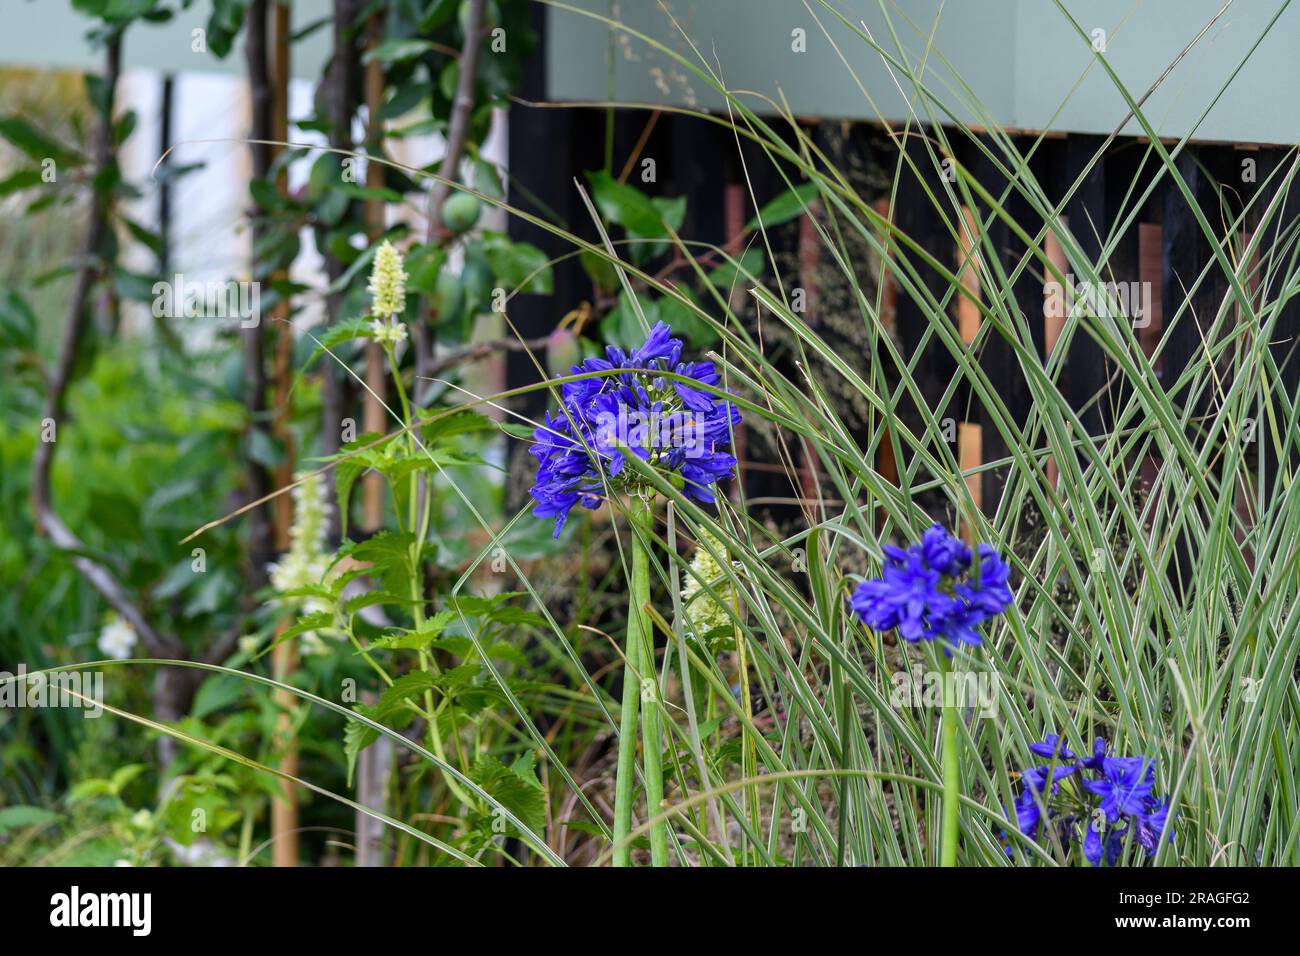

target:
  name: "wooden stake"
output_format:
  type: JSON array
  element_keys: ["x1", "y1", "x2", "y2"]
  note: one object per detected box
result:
[
  {"x1": 266, "y1": 0, "x2": 299, "y2": 869},
  {"x1": 354, "y1": 9, "x2": 393, "y2": 869},
  {"x1": 956, "y1": 206, "x2": 983, "y2": 538},
  {"x1": 362, "y1": 11, "x2": 387, "y2": 532}
]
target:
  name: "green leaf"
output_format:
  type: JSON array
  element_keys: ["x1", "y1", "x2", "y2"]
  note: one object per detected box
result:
[
  {"x1": 705, "y1": 247, "x2": 764, "y2": 290},
  {"x1": 121, "y1": 216, "x2": 163, "y2": 257},
  {"x1": 336, "y1": 531, "x2": 417, "y2": 598},
  {"x1": 68, "y1": 779, "x2": 116, "y2": 803},
  {"x1": 374, "y1": 672, "x2": 438, "y2": 721},
  {"x1": 332, "y1": 431, "x2": 387, "y2": 537},
  {"x1": 110, "y1": 763, "x2": 148, "y2": 794},
  {"x1": 469, "y1": 753, "x2": 546, "y2": 837},
  {"x1": 587, "y1": 170, "x2": 666, "y2": 237},
  {"x1": 342, "y1": 590, "x2": 408, "y2": 617},
  {"x1": 420, "y1": 409, "x2": 495, "y2": 443},
  {"x1": 405, "y1": 244, "x2": 448, "y2": 296},
  {"x1": 472, "y1": 155, "x2": 505, "y2": 199},
  {"x1": 601, "y1": 292, "x2": 657, "y2": 348},
  {"x1": 651, "y1": 194, "x2": 686, "y2": 232},
  {"x1": 746, "y1": 181, "x2": 818, "y2": 232},
  {"x1": 343, "y1": 710, "x2": 379, "y2": 787},
  {"x1": 249, "y1": 177, "x2": 289, "y2": 213},
  {"x1": 363, "y1": 39, "x2": 435, "y2": 64},
  {"x1": 485, "y1": 641, "x2": 530, "y2": 667},
  {"x1": 579, "y1": 249, "x2": 619, "y2": 291},
  {"x1": 0, "y1": 169, "x2": 43, "y2": 197},
  {"x1": 370, "y1": 610, "x2": 457, "y2": 651},
  {"x1": 0, "y1": 288, "x2": 36, "y2": 347},
  {"x1": 256, "y1": 612, "x2": 335, "y2": 660},
  {"x1": 482, "y1": 232, "x2": 553, "y2": 295},
  {"x1": 305, "y1": 315, "x2": 376, "y2": 365},
  {"x1": 657, "y1": 287, "x2": 717, "y2": 349},
  {"x1": 0, "y1": 805, "x2": 59, "y2": 833},
  {"x1": 191, "y1": 675, "x2": 246, "y2": 720},
  {"x1": 0, "y1": 117, "x2": 81, "y2": 165},
  {"x1": 498, "y1": 422, "x2": 535, "y2": 441},
  {"x1": 446, "y1": 592, "x2": 522, "y2": 615}
]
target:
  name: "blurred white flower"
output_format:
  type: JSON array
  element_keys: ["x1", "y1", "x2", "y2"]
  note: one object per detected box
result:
[
  {"x1": 98, "y1": 615, "x2": 138, "y2": 660},
  {"x1": 682, "y1": 531, "x2": 739, "y2": 652},
  {"x1": 267, "y1": 471, "x2": 338, "y2": 655}
]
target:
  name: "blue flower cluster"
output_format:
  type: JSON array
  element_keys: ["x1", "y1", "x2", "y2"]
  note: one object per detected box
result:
[
  {"x1": 849, "y1": 524, "x2": 1013, "y2": 649},
  {"x1": 529, "y1": 322, "x2": 741, "y2": 536},
  {"x1": 1009, "y1": 735, "x2": 1174, "y2": 866}
]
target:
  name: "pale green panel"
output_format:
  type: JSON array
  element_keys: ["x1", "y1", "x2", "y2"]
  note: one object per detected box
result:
[
  {"x1": 547, "y1": 0, "x2": 1300, "y2": 144},
  {"x1": 546, "y1": 0, "x2": 1016, "y2": 126},
  {"x1": 1, "y1": 0, "x2": 331, "y2": 79},
  {"x1": 1015, "y1": 0, "x2": 1300, "y2": 144}
]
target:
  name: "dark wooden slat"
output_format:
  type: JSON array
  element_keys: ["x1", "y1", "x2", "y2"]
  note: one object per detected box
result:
[
  {"x1": 1160, "y1": 146, "x2": 1237, "y2": 427},
  {"x1": 1252, "y1": 148, "x2": 1300, "y2": 480},
  {"x1": 961, "y1": 134, "x2": 1047, "y2": 516},
  {"x1": 1100, "y1": 143, "x2": 1145, "y2": 424},
  {"x1": 1060, "y1": 133, "x2": 1112, "y2": 437},
  {"x1": 892, "y1": 134, "x2": 960, "y2": 458}
]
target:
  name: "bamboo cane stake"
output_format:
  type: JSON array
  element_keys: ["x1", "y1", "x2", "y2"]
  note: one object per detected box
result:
[{"x1": 267, "y1": 0, "x2": 300, "y2": 869}]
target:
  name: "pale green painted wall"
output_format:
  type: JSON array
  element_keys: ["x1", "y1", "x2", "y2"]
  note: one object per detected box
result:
[
  {"x1": 546, "y1": 0, "x2": 1300, "y2": 145},
  {"x1": 7, "y1": 1, "x2": 1295, "y2": 144}
]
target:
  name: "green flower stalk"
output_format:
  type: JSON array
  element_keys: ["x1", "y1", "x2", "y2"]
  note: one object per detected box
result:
[
  {"x1": 530, "y1": 323, "x2": 743, "y2": 866},
  {"x1": 614, "y1": 494, "x2": 665, "y2": 866},
  {"x1": 849, "y1": 525, "x2": 1014, "y2": 866},
  {"x1": 939, "y1": 653, "x2": 960, "y2": 866}
]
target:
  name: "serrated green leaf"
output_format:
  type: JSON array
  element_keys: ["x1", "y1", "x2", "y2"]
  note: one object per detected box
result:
[
  {"x1": 469, "y1": 754, "x2": 546, "y2": 837},
  {"x1": 374, "y1": 672, "x2": 437, "y2": 721},
  {"x1": 306, "y1": 315, "x2": 376, "y2": 366},
  {"x1": 369, "y1": 609, "x2": 457, "y2": 651},
  {"x1": 343, "y1": 710, "x2": 379, "y2": 788}
]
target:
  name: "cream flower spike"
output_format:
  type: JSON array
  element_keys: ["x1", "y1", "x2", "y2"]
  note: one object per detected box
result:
[
  {"x1": 367, "y1": 239, "x2": 408, "y2": 319},
  {"x1": 682, "y1": 530, "x2": 738, "y2": 651}
]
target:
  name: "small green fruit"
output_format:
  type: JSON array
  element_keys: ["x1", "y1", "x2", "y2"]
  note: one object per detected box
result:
[
  {"x1": 441, "y1": 192, "x2": 482, "y2": 234},
  {"x1": 459, "y1": 0, "x2": 501, "y2": 37}
]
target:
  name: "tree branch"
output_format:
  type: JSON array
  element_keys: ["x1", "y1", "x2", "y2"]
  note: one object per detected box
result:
[
  {"x1": 242, "y1": 0, "x2": 275, "y2": 588},
  {"x1": 416, "y1": 0, "x2": 487, "y2": 392},
  {"x1": 428, "y1": 0, "x2": 487, "y2": 245},
  {"x1": 421, "y1": 334, "x2": 550, "y2": 380}
]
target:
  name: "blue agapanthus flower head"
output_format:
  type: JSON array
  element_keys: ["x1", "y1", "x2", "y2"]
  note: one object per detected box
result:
[
  {"x1": 849, "y1": 524, "x2": 1012, "y2": 650},
  {"x1": 1005, "y1": 735, "x2": 1175, "y2": 866},
  {"x1": 529, "y1": 322, "x2": 741, "y2": 536}
]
